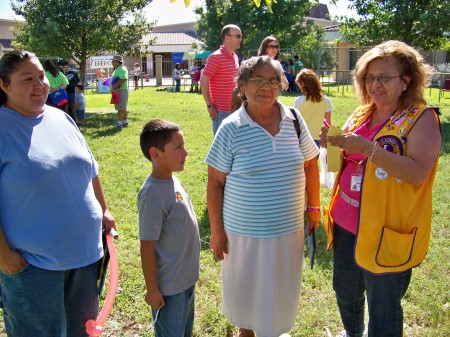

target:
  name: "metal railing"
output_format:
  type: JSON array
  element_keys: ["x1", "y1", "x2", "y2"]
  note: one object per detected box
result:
[
  {"x1": 315, "y1": 70, "x2": 450, "y2": 102},
  {"x1": 83, "y1": 59, "x2": 200, "y2": 90}
]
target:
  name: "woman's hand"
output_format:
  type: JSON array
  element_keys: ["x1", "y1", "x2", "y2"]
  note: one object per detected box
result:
[
  {"x1": 306, "y1": 211, "x2": 320, "y2": 236},
  {"x1": 210, "y1": 229, "x2": 228, "y2": 261},
  {"x1": 319, "y1": 125, "x2": 329, "y2": 148},
  {"x1": 0, "y1": 249, "x2": 27, "y2": 274},
  {"x1": 102, "y1": 208, "x2": 116, "y2": 232},
  {"x1": 327, "y1": 133, "x2": 373, "y2": 156}
]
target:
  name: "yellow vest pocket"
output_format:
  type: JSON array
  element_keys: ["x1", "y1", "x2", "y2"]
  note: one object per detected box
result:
[{"x1": 376, "y1": 226, "x2": 417, "y2": 268}]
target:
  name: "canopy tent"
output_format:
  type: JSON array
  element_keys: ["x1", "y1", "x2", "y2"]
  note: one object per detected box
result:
[
  {"x1": 181, "y1": 51, "x2": 212, "y2": 60},
  {"x1": 182, "y1": 52, "x2": 196, "y2": 60},
  {"x1": 195, "y1": 50, "x2": 211, "y2": 59}
]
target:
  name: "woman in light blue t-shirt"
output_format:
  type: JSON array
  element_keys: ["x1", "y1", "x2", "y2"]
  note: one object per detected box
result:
[{"x1": 0, "y1": 50, "x2": 117, "y2": 337}]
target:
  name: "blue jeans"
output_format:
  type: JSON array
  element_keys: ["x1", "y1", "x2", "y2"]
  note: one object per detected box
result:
[
  {"x1": 68, "y1": 92, "x2": 76, "y2": 103},
  {"x1": 333, "y1": 224, "x2": 412, "y2": 337},
  {"x1": 0, "y1": 261, "x2": 100, "y2": 337},
  {"x1": 76, "y1": 109, "x2": 86, "y2": 120},
  {"x1": 151, "y1": 284, "x2": 195, "y2": 337},
  {"x1": 175, "y1": 79, "x2": 181, "y2": 92},
  {"x1": 212, "y1": 110, "x2": 231, "y2": 135}
]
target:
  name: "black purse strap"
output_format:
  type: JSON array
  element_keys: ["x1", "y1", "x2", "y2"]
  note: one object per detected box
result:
[{"x1": 290, "y1": 107, "x2": 301, "y2": 139}]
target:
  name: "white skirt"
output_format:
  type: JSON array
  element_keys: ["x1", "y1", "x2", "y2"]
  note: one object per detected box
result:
[{"x1": 222, "y1": 229, "x2": 304, "y2": 337}]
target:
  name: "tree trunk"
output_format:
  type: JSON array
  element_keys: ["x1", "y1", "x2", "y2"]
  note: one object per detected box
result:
[{"x1": 79, "y1": 59, "x2": 86, "y2": 84}]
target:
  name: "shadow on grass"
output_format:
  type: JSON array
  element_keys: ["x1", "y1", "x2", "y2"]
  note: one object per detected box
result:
[
  {"x1": 439, "y1": 119, "x2": 449, "y2": 154},
  {"x1": 199, "y1": 208, "x2": 211, "y2": 251},
  {"x1": 82, "y1": 112, "x2": 124, "y2": 137},
  {"x1": 313, "y1": 226, "x2": 334, "y2": 271}
]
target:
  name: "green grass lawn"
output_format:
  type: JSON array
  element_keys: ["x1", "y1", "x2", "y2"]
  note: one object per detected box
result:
[{"x1": 1, "y1": 86, "x2": 448, "y2": 337}]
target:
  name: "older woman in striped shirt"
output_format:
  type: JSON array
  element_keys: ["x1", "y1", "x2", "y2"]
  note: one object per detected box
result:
[{"x1": 206, "y1": 56, "x2": 320, "y2": 337}]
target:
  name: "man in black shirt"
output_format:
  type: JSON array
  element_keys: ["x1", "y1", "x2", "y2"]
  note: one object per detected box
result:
[{"x1": 61, "y1": 61, "x2": 81, "y2": 123}]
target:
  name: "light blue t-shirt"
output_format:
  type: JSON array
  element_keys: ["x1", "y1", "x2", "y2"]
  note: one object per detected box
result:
[
  {"x1": 0, "y1": 106, "x2": 103, "y2": 270},
  {"x1": 75, "y1": 92, "x2": 85, "y2": 110},
  {"x1": 138, "y1": 175, "x2": 200, "y2": 296},
  {"x1": 205, "y1": 102, "x2": 319, "y2": 238}
]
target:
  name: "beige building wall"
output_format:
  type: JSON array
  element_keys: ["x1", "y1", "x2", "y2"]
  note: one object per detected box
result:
[{"x1": 0, "y1": 19, "x2": 17, "y2": 40}]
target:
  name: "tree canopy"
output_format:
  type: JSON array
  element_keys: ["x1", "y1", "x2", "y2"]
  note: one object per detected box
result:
[
  {"x1": 181, "y1": 0, "x2": 280, "y2": 14},
  {"x1": 339, "y1": 0, "x2": 450, "y2": 51},
  {"x1": 11, "y1": 0, "x2": 155, "y2": 81},
  {"x1": 194, "y1": 0, "x2": 315, "y2": 58}
]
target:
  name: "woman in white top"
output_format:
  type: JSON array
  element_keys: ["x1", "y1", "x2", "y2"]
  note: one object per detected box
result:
[
  {"x1": 257, "y1": 36, "x2": 289, "y2": 91},
  {"x1": 173, "y1": 63, "x2": 181, "y2": 92},
  {"x1": 294, "y1": 68, "x2": 332, "y2": 146},
  {"x1": 133, "y1": 63, "x2": 140, "y2": 90}
]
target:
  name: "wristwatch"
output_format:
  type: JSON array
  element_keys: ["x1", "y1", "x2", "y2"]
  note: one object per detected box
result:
[{"x1": 206, "y1": 103, "x2": 213, "y2": 108}]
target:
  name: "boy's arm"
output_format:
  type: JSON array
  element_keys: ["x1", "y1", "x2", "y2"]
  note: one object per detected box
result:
[{"x1": 140, "y1": 240, "x2": 165, "y2": 309}]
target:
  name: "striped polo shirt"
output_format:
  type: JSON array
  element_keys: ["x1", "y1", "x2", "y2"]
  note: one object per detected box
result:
[
  {"x1": 205, "y1": 102, "x2": 319, "y2": 238},
  {"x1": 202, "y1": 45, "x2": 239, "y2": 113}
]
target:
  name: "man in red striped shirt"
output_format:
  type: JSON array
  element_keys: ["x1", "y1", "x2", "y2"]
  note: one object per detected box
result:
[{"x1": 201, "y1": 24, "x2": 242, "y2": 134}]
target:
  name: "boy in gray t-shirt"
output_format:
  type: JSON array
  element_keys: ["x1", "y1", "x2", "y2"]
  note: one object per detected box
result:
[{"x1": 138, "y1": 120, "x2": 200, "y2": 337}]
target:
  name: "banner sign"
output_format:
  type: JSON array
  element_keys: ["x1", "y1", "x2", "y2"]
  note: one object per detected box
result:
[
  {"x1": 171, "y1": 52, "x2": 184, "y2": 64},
  {"x1": 90, "y1": 56, "x2": 114, "y2": 69}
]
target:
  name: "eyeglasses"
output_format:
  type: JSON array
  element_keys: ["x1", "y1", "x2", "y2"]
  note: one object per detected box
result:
[
  {"x1": 364, "y1": 75, "x2": 403, "y2": 84},
  {"x1": 267, "y1": 45, "x2": 279, "y2": 50},
  {"x1": 227, "y1": 34, "x2": 243, "y2": 39},
  {"x1": 249, "y1": 77, "x2": 281, "y2": 89}
]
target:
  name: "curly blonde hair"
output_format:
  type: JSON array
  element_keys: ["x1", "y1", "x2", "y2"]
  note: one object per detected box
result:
[
  {"x1": 295, "y1": 69, "x2": 324, "y2": 103},
  {"x1": 353, "y1": 40, "x2": 432, "y2": 109}
]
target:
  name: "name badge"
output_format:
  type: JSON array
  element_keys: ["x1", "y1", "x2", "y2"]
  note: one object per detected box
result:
[{"x1": 350, "y1": 174, "x2": 362, "y2": 192}]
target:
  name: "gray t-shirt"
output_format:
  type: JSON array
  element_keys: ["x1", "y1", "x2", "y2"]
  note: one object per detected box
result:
[{"x1": 138, "y1": 175, "x2": 200, "y2": 296}]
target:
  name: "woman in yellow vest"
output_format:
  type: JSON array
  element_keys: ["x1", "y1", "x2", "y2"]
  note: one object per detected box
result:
[
  {"x1": 294, "y1": 69, "x2": 332, "y2": 147},
  {"x1": 321, "y1": 40, "x2": 441, "y2": 337}
]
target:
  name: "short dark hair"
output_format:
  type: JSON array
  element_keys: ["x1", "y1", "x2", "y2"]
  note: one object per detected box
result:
[
  {"x1": 221, "y1": 24, "x2": 240, "y2": 41},
  {"x1": 0, "y1": 50, "x2": 38, "y2": 106},
  {"x1": 237, "y1": 56, "x2": 282, "y2": 85},
  {"x1": 140, "y1": 120, "x2": 181, "y2": 161},
  {"x1": 61, "y1": 61, "x2": 70, "y2": 67},
  {"x1": 75, "y1": 84, "x2": 84, "y2": 91},
  {"x1": 232, "y1": 56, "x2": 282, "y2": 109}
]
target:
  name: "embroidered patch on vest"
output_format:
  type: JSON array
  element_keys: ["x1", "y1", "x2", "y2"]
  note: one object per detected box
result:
[
  {"x1": 375, "y1": 135, "x2": 404, "y2": 155},
  {"x1": 408, "y1": 107, "x2": 419, "y2": 116},
  {"x1": 399, "y1": 125, "x2": 407, "y2": 135}
]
